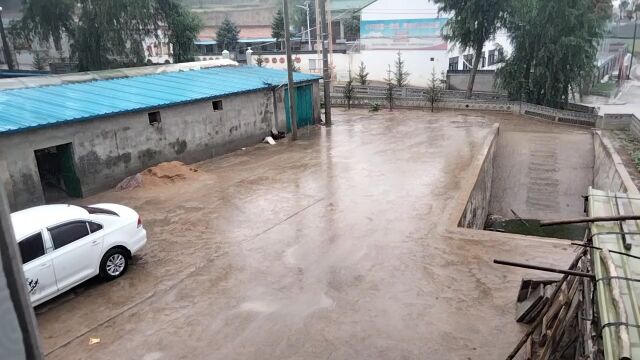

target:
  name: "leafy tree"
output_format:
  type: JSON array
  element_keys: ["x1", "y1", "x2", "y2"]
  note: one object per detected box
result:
[
  {"x1": 434, "y1": 0, "x2": 508, "y2": 98},
  {"x1": 355, "y1": 61, "x2": 369, "y2": 85},
  {"x1": 157, "y1": 0, "x2": 203, "y2": 63},
  {"x1": 425, "y1": 69, "x2": 445, "y2": 112},
  {"x1": 343, "y1": 14, "x2": 360, "y2": 40},
  {"x1": 216, "y1": 16, "x2": 239, "y2": 51},
  {"x1": 496, "y1": 0, "x2": 610, "y2": 108},
  {"x1": 18, "y1": 0, "x2": 75, "y2": 52},
  {"x1": 343, "y1": 73, "x2": 355, "y2": 109},
  {"x1": 256, "y1": 53, "x2": 264, "y2": 67},
  {"x1": 271, "y1": 8, "x2": 285, "y2": 51},
  {"x1": 620, "y1": 0, "x2": 630, "y2": 21},
  {"x1": 17, "y1": 0, "x2": 202, "y2": 71},
  {"x1": 384, "y1": 65, "x2": 396, "y2": 111},
  {"x1": 393, "y1": 51, "x2": 410, "y2": 87}
]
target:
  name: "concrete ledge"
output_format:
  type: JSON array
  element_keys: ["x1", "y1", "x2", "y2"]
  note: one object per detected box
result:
[{"x1": 447, "y1": 124, "x2": 499, "y2": 229}]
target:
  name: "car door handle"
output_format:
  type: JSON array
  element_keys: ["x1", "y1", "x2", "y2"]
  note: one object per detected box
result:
[
  {"x1": 39, "y1": 263, "x2": 51, "y2": 269},
  {"x1": 91, "y1": 240, "x2": 100, "y2": 246}
]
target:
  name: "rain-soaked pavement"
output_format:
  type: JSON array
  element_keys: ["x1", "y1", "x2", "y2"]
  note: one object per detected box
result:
[{"x1": 37, "y1": 109, "x2": 576, "y2": 360}]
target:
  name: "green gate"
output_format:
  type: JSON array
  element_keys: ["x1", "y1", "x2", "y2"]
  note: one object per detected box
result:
[
  {"x1": 284, "y1": 84, "x2": 314, "y2": 132},
  {"x1": 58, "y1": 144, "x2": 83, "y2": 198}
]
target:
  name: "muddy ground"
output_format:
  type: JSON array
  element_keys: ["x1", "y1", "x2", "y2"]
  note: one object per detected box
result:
[{"x1": 36, "y1": 109, "x2": 578, "y2": 360}]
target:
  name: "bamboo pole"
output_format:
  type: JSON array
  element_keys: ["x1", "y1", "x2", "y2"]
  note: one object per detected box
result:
[
  {"x1": 539, "y1": 215, "x2": 640, "y2": 227},
  {"x1": 600, "y1": 248, "x2": 632, "y2": 360},
  {"x1": 504, "y1": 249, "x2": 586, "y2": 360}
]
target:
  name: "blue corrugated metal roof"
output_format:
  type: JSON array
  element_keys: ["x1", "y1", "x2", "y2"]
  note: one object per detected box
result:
[{"x1": 0, "y1": 66, "x2": 320, "y2": 134}]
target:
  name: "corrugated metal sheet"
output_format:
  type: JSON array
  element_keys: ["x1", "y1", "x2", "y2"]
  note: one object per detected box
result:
[
  {"x1": 0, "y1": 66, "x2": 320, "y2": 134},
  {"x1": 589, "y1": 188, "x2": 640, "y2": 359}
]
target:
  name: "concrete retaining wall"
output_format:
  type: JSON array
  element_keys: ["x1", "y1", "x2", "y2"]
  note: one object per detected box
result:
[
  {"x1": 447, "y1": 71, "x2": 496, "y2": 92},
  {"x1": 631, "y1": 115, "x2": 640, "y2": 139},
  {"x1": 593, "y1": 130, "x2": 640, "y2": 195},
  {"x1": 0, "y1": 89, "x2": 297, "y2": 210},
  {"x1": 596, "y1": 113, "x2": 637, "y2": 130},
  {"x1": 458, "y1": 126, "x2": 499, "y2": 229}
]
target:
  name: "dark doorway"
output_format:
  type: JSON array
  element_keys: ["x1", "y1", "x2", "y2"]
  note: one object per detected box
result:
[{"x1": 34, "y1": 143, "x2": 82, "y2": 203}]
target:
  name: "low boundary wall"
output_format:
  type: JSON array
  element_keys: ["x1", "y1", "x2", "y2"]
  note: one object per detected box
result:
[
  {"x1": 593, "y1": 130, "x2": 640, "y2": 195},
  {"x1": 329, "y1": 85, "x2": 603, "y2": 128}
]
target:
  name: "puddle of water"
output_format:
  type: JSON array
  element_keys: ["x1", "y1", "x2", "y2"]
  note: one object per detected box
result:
[{"x1": 485, "y1": 217, "x2": 587, "y2": 241}]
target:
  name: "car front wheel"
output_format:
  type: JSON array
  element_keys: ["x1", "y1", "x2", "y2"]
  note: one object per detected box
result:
[{"x1": 99, "y1": 248, "x2": 129, "y2": 281}]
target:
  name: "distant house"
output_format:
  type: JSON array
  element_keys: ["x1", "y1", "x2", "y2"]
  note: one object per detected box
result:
[{"x1": 359, "y1": 0, "x2": 512, "y2": 85}]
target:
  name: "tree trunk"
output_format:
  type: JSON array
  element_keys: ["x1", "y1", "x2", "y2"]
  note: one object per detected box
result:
[{"x1": 466, "y1": 43, "x2": 484, "y2": 99}]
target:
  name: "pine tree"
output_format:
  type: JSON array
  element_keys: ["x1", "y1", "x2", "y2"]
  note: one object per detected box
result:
[
  {"x1": 271, "y1": 9, "x2": 285, "y2": 51},
  {"x1": 216, "y1": 16, "x2": 240, "y2": 51},
  {"x1": 425, "y1": 69, "x2": 444, "y2": 112},
  {"x1": 343, "y1": 72, "x2": 355, "y2": 110},
  {"x1": 384, "y1": 65, "x2": 396, "y2": 111},
  {"x1": 393, "y1": 51, "x2": 410, "y2": 87},
  {"x1": 32, "y1": 50, "x2": 50, "y2": 71},
  {"x1": 356, "y1": 61, "x2": 369, "y2": 85}
]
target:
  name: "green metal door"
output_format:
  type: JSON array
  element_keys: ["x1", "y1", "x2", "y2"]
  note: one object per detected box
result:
[
  {"x1": 58, "y1": 144, "x2": 83, "y2": 198},
  {"x1": 284, "y1": 84, "x2": 314, "y2": 132}
]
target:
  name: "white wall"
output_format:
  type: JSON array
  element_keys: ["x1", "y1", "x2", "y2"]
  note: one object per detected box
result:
[
  {"x1": 250, "y1": 52, "x2": 363, "y2": 82},
  {"x1": 361, "y1": 0, "x2": 442, "y2": 21}
]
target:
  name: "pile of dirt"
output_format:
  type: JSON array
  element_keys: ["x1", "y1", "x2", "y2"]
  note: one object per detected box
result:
[{"x1": 115, "y1": 161, "x2": 201, "y2": 191}]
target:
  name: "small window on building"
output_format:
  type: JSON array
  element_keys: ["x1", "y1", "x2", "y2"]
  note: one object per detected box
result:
[
  {"x1": 430, "y1": 57, "x2": 435, "y2": 62},
  {"x1": 463, "y1": 54, "x2": 474, "y2": 70},
  {"x1": 309, "y1": 59, "x2": 322, "y2": 71},
  {"x1": 497, "y1": 48, "x2": 505, "y2": 63},
  {"x1": 448, "y1": 56, "x2": 459, "y2": 71},
  {"x1": 481, "y1": 52, "x2": 486, "y2": 68},
  {"x1": 488, "y1": 50, "x2": 496, "y2": 66},
  {"x1": 19, "y1": 232, "x2": 45, "y2": 264},
  {"x1": 212, "y1": 100, "x2": 223, "y2": 111},
  {"x1": 148, "y1": 111, "x2": 161, "y2": 126}
]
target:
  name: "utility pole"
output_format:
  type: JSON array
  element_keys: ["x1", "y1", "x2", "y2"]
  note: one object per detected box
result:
[
  {"x1": 319, "y1": 0, "x2": 332, "y2": 126},
  {"x1": 283, "y1": 0, "x2": 299, "y2": 141},
  {"x1": 296, "y1": 1, "x2": 312, "y2": 50},
  {"x1": 630, "y1": 19, "x2": 638, "y2": 80},
  {"x1": 0, "y1": 185, "x2": 43, "y2": 359},
  {"x1": 0, "y1": 7, "x2": 15, "y2": 70}
]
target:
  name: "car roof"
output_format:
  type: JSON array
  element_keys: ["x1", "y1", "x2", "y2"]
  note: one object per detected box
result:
[{"x1": 10, "y1": 204, "x2": 90, "y2": 241}]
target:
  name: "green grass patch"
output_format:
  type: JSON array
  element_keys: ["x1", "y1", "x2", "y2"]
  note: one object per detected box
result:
[
  {"x1": 614, "y1": 130, "x2": 640, "y2": 171},
  {"x1": 591, "y1": 80, "x2": 617, "y2": 94}
]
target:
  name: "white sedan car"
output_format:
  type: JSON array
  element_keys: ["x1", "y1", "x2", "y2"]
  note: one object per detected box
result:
[{"x1": 11, "y1": 203, "x2": 147, "y2": 306}]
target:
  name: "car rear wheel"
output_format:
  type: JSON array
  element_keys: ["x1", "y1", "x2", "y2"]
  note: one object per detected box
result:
[{"x1": 99, "y1": 248, "x2": 129, "y2": 281}]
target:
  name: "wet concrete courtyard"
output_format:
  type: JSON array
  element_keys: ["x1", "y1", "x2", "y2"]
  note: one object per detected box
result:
[{"x1": 37, "y1": 109, "x2": 576, "y2": 359}]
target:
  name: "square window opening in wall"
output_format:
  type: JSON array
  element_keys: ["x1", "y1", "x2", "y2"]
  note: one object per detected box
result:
[
  {"x1": 148, "y1": 111, "x2": 161, "y2": 126},
  {"x1": 212, "y1": 100, "x2": 223, "y2": 111}
]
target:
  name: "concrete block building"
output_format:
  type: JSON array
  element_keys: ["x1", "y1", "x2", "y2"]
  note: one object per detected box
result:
[{"x1": 0, "y1": 65, "x2": 321, "y2": 210}]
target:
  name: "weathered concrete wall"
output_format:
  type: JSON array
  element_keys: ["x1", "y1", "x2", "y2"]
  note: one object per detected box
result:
[
  {"x1": 596, "y1": 113, "x2": 635, "y2": 130},
  {"x1": 457, "y1": 125, "x2": 499, "y2": 229},
  {"x1": 593, "y1": 130, "x2": 640, "y2": 195},
  {"x1": 631, "y1": 115, "x2": 640, "y2": 139},
  {"x1": 447, "y1": 71, "x2": 496, "y2": 92},
  {"x1": 0, "y1": 89, "x2": 283, "y2": 210}
]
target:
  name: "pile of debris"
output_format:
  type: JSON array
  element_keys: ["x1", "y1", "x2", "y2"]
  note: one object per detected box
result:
[{"x1": 115, "y1": 161, "x2": 201, "y2": 191}]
